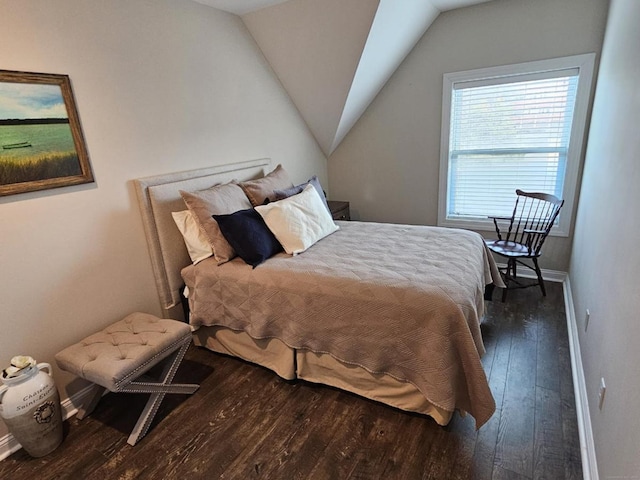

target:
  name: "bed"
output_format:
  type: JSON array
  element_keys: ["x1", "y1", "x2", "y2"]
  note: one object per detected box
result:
[{"x1": 134, "y1": 158, "x2": 501, "y2": 428}]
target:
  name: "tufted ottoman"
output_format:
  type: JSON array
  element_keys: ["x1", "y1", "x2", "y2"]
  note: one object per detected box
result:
[{"x1": 55, "y1": 312, "x2": 199, "y2": 445}]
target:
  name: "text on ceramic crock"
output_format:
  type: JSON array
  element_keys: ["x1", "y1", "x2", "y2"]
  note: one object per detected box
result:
[{"x1": 19, "y1": 384, "x2": 55, "y2": 409}]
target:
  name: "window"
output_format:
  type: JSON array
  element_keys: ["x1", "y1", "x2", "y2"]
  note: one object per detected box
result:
[{"x1": 438, "y1": 54, "x2": 595, "y2": 236}]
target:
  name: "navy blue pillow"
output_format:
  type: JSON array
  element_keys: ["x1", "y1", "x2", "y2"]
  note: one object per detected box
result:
[{"x1": 212, "y1": 208, "x2": 282, "y2": 268}]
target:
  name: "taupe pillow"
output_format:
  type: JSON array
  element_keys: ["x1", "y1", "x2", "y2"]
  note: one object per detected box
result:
[
  {"x1": 238, "y1": 164, "x2": 294, "y2": 206},
  {"x1": 180, "y1": 183, "x2": 252, "y2": 265}
]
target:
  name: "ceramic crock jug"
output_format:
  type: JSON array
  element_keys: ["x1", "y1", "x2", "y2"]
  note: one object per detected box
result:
[{"x1": 0, "y1": 357, "x2": 63, "y2": 457}]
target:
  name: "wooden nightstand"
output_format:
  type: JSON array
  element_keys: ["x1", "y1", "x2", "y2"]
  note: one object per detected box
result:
[{"x1": 327, "y1": 200, "x2": 350, "y2": 221}]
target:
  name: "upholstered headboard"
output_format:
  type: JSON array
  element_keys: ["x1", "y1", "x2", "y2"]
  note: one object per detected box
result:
[{"x1": 133, "y1": 158, "x2": 271, "y2": 320}]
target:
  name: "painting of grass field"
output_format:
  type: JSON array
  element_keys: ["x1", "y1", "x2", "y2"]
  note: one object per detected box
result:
[
  {"x1": 1, "y1": 152, "x2": 81, "y2": 184},
  {"x1": 0, "y1": 71, "x2": 92, "y2": 195},
  {"x1": 0, "y1": 122, "x2": 81, "y2": 184}
]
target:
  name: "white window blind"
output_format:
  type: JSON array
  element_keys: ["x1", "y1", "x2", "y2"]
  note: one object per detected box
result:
[{"x1": 448, "y1": 71, "x2": 578, "y2": 219}]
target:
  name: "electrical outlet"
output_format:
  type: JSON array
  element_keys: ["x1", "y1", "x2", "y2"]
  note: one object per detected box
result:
[
  {"x1": 585, "y1": 309, "x2": 590, "y2": 332},
  {"x1": 598, "y1": 377, "x2": 606, "y2": 410}
]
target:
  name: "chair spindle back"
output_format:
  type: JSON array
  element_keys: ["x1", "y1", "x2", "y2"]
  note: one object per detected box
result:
[{"x1": 504, "y1": 189, "x2": 564, "y2": 256}]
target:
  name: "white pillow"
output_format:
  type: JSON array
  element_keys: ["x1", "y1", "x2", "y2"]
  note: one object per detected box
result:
[
  {"x1": 171, "y1": 210, "x2": 214, "y2": 264},
  {"x1": 255, "y1": 184, "x2": 339, "y2": 255}
]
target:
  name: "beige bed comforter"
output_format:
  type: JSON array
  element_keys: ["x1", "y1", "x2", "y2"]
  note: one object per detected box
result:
[{"x1": 182, "y1": 221, "x2": 499, "y2": 427}]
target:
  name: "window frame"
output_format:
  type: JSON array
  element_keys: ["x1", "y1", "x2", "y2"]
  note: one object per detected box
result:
[{"x1": 437, "y1": 53, "x2": 596, "y2": 237}]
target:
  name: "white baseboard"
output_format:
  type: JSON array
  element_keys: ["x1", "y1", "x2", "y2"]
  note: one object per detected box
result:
[
  {"x1": 0, "y1": 383, "x2": 96, "y2": 461},
  {"x1": 495, "y1": 263, "x2": 567, "y2": 283},
  {"x1": 563, "y1": 276, "x2": 599, "y2": 480}
]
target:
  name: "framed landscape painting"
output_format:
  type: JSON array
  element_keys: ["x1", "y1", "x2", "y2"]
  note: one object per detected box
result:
[{"x1": 0, "y1": 70, "x2": 93, "y2": 196}]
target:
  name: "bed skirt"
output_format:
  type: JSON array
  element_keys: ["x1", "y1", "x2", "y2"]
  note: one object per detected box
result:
[{"x1": 193, "y1": 325, "x2": 453, "y2": 425}]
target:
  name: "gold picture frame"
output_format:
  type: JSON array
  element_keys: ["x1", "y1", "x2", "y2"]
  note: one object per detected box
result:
[{"x1": 0, "y1": 70, "x2": 93, "y2": 196}]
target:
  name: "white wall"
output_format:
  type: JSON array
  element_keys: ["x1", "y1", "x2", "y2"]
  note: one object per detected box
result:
[
  {"x1": 569, "y1": 0, "x2": 640, "y2": 477},
  {"x1": 328, "y1": 0, "x2": 609, "y2": 272},
  {"x1": 0, "y1": 0, "x2": 325, "y2": 439}
]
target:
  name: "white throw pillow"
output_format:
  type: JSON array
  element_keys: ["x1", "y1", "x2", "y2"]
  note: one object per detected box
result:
[
  {"x1": 171, "y1": 210, "x2": 214, "y2": 264},
  {"x1": 255, "y1": 184, "x2": 339, "y2": 255}
]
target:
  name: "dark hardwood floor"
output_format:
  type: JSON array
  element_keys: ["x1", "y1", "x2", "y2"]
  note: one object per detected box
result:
[{"x1": 0, "y1": 282, "x2": 582, "y2": 479}]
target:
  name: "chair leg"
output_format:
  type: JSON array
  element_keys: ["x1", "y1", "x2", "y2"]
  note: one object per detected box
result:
[
  {"x1": 533, "y1": 257, "x2": 546, "y2": 296},
  {"x1": 484, "y1": 283, "x2": 495, "y2": 301},
  {"x1": 501, "y1": 258, "x2": 515, "y2": 302}
]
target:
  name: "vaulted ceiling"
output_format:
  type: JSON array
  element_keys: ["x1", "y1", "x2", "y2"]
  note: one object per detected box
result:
[{"x1": 194, "y1": 0, "x2": 495, "y2": 155}]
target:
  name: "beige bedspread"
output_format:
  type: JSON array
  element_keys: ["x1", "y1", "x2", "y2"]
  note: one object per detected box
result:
[{"x1": 182, "y1": 221, "x2": 499, "y2": 427}]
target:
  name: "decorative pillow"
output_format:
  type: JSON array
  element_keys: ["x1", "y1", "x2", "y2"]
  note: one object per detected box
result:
[
  {"x1": 213, "y1": 209, "x2": 283, "y2": 268},
  {"x1": 255, "y1": 184, "x2": 339, "y2": 255},
  {"x1": 171, "y1": 210, "x2": 214, "y2": 264},
  {"x1": 238, "y1": 164, "x2": 294, "y2": 206},
  {"x1": 180, "y1": 183, "x2": 252, "y2": 265},
  {"x1": 273, "y1": 175, "x2": 330, "y2": 213}
]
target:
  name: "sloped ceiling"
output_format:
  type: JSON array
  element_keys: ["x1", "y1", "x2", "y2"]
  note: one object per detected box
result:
[
  {"x1": 195, "y1": 0, "x2": 495, "y2": 155},
  {"x1": 243, "y1": 0, "x2": 380, "y2": 156}
]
